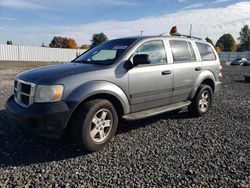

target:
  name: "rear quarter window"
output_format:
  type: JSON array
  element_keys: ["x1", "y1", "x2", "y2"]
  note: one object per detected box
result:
[{"x1": 196, "y1": 42, "x2": 216, "y2": 61}]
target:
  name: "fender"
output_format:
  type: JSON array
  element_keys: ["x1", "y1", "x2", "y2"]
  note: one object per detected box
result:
[
  {"x1": 66, "y1": 80, "x2": 130, "y2": 114},
  {"x1": 189, "y1": 70, "x2": 216, "y2": 99}
]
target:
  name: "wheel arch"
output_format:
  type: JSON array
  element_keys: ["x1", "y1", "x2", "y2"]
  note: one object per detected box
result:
[
  {"x1": 189, "y1": 71, "x2": 216, "y2": 100},
  {"x1": 66, "y1": 80, "x2": 130, "y2": 119}
]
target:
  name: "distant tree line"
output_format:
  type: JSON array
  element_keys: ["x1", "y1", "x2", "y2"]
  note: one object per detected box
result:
[
  {"x1": 205, "y1": 25, "x2": 250, "y2": 52},
  {"x1": 47, "y1": 32, "x2": 108, "y2": 50}
]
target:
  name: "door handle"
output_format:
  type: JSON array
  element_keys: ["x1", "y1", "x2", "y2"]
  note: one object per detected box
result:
[
  {"x1": 195, "y1": 67, "x2": 202, "y2": 71},
  {"x1": 162, "y1": 70, "x2": 172, "y2": 75}
]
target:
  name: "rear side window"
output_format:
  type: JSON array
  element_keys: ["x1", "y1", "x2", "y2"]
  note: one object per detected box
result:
[
  {"x1": 135, "y1": 40, "x2": 167, "y2": 65},
  {"x1": 170, "y1": 40, "x2": 196, "y2": 63},
  {"x1": 196, "y1": 42, "x2": 216, "y2": 61}
]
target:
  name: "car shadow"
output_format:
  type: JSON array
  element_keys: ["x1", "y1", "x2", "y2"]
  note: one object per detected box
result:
[{"x1": 0, "y1": 109, "x2": 192, "y2": 168}]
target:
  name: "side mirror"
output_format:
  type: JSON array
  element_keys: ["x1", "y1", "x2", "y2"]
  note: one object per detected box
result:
[
  {"x1": 124, "y1": 60, "x2": 134, "y2": 70},
  {"x1": 133, "y1": 54, "x2": 150, "y2": 66}
]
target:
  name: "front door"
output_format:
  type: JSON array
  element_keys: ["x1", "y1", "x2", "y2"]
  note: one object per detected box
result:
[{"x1": 128, "y1": 40, "x2": 173, "y2": 113}]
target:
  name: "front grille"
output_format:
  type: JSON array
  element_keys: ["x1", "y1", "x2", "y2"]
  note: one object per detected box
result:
[{"x1": 14, "y1": 79, "x2": 36, "y2": 107}]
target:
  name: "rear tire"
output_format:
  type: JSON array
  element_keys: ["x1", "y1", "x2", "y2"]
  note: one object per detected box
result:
[
  {"x1": 188, "y1": 84, "x2": 213, "y2": 117},
  {"x1": 70, "y1": 99, "x2": 118, "y2": 151}
]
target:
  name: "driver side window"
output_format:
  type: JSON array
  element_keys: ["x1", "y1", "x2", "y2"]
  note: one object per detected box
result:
[{"x1": 134, "y1": 40, "x2": 167, "y2": 65}]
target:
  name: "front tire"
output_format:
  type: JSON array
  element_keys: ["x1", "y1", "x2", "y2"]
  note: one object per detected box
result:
[
  {"x1": 70, "y1": 99, "x2": 118, "y2": 151},
  {"x1": 188, "y1": 84, "x2": 213, "y2": 117}
]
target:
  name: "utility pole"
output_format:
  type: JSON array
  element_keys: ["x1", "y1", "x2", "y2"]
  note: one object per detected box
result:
[
  {"x1": 140, "y1": 30, "x2": 143, "y2": 37},
  {"x1": 189, "y1": 24, "x2": 192, "y2": 37}
]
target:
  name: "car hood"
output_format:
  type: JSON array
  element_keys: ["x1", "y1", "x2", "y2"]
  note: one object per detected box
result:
[{"x1": 17, "y1": 63, "x2": 108, "y2": 84}]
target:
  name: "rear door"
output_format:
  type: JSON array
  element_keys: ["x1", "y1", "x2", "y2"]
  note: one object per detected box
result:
[
  {"x1": 128, "y1": 40, "x2": 173, "y2": 112},
  {"x1": 168, "y1": 39, "x2": 201, "y2": 103}
]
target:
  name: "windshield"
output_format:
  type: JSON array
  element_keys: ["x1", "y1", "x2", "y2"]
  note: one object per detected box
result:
[{"x1": 73, "y1": 39, "x2": 137, "y2": 65}]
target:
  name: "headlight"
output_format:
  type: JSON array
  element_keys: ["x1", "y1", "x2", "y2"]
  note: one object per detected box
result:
[{"x1": 35, "y1": 85, "x2": 64, "y2": 103}]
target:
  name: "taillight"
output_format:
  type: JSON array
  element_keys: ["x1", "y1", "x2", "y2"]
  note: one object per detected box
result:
[{"x1": 219, "y1": 65, "x2": 224, "y2": 80}]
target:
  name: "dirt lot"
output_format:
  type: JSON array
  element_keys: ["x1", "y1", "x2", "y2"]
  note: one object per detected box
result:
[{"x1": 0, "y1": 61, "x2": 249, "y2": 187}]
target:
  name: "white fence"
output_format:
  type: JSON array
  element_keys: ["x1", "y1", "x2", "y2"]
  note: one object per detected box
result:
[
  {"x1": 218, "y1": 52, "x2": 250, "y2": 62},
  {"x1": 0, "y1": 44, "x2": 86, "y2": 62},
  {"x1": 1, "y1": 44, "x2": 249, "y2": 63}
]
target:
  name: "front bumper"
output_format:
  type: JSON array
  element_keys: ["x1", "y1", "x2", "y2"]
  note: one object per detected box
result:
[{"x1": 5, "y1": 95, "x2": 71, "y2": 139}]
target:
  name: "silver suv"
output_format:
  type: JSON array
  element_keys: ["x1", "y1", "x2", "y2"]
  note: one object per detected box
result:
[{"x1": 6, "y1": 36, "x2": 222, "y2": 151}]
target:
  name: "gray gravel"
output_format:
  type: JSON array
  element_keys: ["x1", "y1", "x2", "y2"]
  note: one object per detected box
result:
[{"x1": 0, "y1": 63, "x2": 249, "y2": 187}]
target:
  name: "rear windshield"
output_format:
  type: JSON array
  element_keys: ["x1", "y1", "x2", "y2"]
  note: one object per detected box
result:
[
  {"x1": 73, "y1": 39, "x2": 137, "y2": 65},
  {"x1": 196, "y1": 42, "x2": 216, "y2": 61}
]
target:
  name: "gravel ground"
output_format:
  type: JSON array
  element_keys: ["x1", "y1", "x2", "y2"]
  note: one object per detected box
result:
[{"x1": 0, "y1": 62, "x2": 249, "y2": 187}]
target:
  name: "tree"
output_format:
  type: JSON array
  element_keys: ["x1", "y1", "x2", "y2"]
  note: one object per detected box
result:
[
  {"x1": 205, "y1": 37, "x2": 214, "y2": 46},
  {"x1": 80, "y1": 44, "x2": 89, "y2": 49},
  {"x1": 49, "y1": 36, "x2": 77, "y2": 49},
  {"x1": 90, "y1": 33, "x2": 108, "y2": 48},
  {"x1": 216, "y1": 42, "x2": 224, "y2": 52},
  {"x1": 216, "y1": 34, "x2": 237, "y2": 52},
  {"x1": 67, "y1": 38, "x2": 77, "y2": 49},
  {"x1": 6, "y1": 40, "x2": 12, "y2": 45},
  {"x1": 238, "y1": 25, "x2": 250, "y2": 51},
  {"x1": 215, "y1": 46, "x2": 221, "y2": 53},
  {"x1": 50, "y1": 36, "x2": 67, "y2": 48}
]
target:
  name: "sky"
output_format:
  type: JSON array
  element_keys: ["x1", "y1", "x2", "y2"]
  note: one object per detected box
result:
[{"x1": 0, "y1": 0, "x2": 250, "y2": 46}]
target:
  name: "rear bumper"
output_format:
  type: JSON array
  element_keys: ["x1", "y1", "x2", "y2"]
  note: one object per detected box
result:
[
  {"x1": 214, "y1": 81, "x2": 222, "y2": 93},
  {"x1": 5, "y1": 95, "x2": 72, "y2": 139}
]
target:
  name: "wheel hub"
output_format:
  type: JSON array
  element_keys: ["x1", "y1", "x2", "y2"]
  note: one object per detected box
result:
[
  {"x1": 199, "y1": 90, "x2": 210, "y2": 113},
  {"x1": 90, "y1": 109, "x2": 113, "y2": 143}
]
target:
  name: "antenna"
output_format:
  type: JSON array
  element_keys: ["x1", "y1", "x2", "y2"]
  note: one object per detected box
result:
[
  {"x1": 189, "y1": 24, "x2": 192, "y2": 37},
  {"x1": 140, "y1": 30, "x2": 143, "y2": 36}
]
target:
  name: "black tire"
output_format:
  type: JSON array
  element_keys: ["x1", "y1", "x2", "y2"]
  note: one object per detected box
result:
[
  {"x1": 69, "y1": 99, "x2": 118, "y2": 151},
  {"x1": 188, "y1": 84, "x2": 213, "y2": 117}
]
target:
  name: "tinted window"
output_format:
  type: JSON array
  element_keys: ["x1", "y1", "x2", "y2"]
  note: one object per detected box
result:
[
  {"x1": 135, "y1": 40, "x2": 167, "y2": 65},
  {"x1": 170, "y1": 40, "x2": 196, "y2": 62},
  {"x1": 73, "y1": 39, "x2": 137, "y2": 65},
  {"x1": 196, "y1": 42, "x2": 216, "y2": 61}
]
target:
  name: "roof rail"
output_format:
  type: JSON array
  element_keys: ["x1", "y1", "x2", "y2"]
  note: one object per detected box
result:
[
  {"x1": 179, "y1": 34, "x2": 202, "y2": 40},
  {"x1": 159, "y1": 33, "x2": 202, "y2": 40},
  {"x1": 159, "y1": 32, "x2": 170, "y2": 37}
]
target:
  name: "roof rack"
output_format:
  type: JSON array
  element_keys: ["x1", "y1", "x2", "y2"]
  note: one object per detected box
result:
[
  {"x1": 159, "y1": 32, "x2": 170, "y2": 36},
  {"x1": 159, "y1": 33, "x2": 202, "y2": 40}
]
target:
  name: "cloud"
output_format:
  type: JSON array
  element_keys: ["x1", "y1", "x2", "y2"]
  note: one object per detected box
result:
[
  {"x1": 0, "y1": 0, "x2": 139, "y2": 10},
  {"x1": 63, "y1": 2, "x2": 250, "y2": 44},
  {"x1": 177, "y1": 0, "x2": 187, "y2": 2},
  {"x1": 184, "y1": 2, "x2": 205, "y2": 9},
  {"x1": 0, "y1": 17, "x2": 16, "y2": 21},
  {"x1": 1, "y1": 2, "x2": 250, "y2": 46},
  {"x1": 213, "y1": 0, "x2": 231, "y2": 3},
  {"x1": 0, "y1": 0, "x2": 46, "y2": 9},
  {"x1": 98, "y1": 0, "x2": 138, "y2": 6}
]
